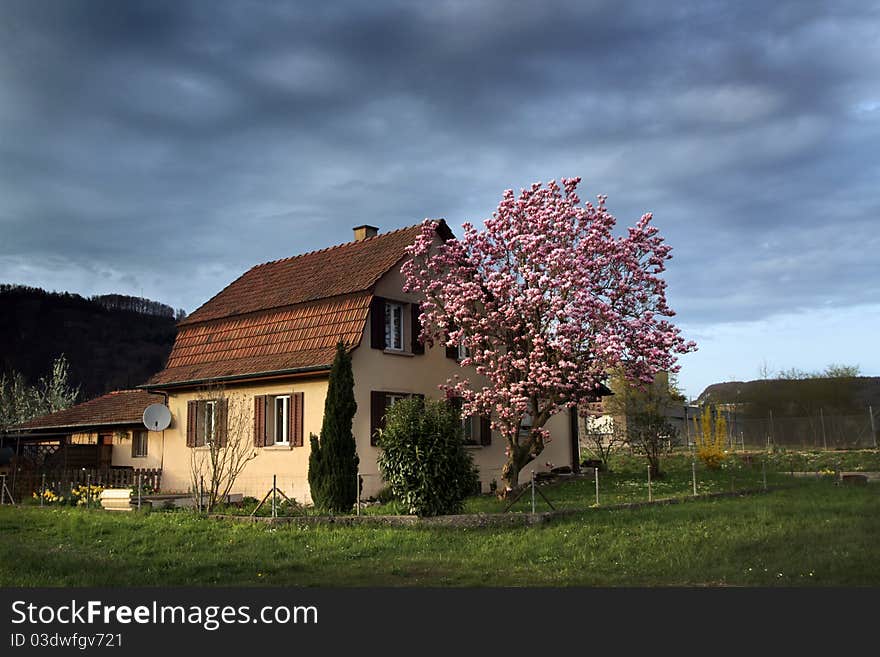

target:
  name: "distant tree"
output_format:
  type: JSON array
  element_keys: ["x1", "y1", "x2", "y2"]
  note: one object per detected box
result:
[
  {"x1": 0, "y1": 355, "x2": 78, "y2": 433},
  {"x1": 308, "y1": 341, "x2": 359, "y2": 512},
  {"x1": 603, "y1": 370, "x2": 683, "y2": 477},
  {"x1": 39, "y1": 355, "x2": 79, "y2": 413},
  {"x1": 0, "y1": 371, "x2": 41, "y2": 433}
]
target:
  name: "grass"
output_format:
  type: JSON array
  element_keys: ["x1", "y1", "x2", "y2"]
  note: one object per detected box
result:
[{"x1": 1, "y1": 475, "x2": 877, "y2": 587}]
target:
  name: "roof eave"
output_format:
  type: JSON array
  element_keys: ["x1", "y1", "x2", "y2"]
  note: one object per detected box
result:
[{"x1": 139, "y1": 364, "x2": 333, "y2": 392}]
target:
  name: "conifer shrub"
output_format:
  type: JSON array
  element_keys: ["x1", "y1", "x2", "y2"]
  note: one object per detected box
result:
[{"x1": 308, "y1": 342, "x2": 359, "y2": 512}]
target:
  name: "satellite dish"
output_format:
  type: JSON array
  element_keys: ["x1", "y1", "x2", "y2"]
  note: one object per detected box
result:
[{"x1": 143, "y1": 404, "x2": 172, "y2": 431}]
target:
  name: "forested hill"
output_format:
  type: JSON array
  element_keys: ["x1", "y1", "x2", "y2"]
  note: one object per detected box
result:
[
  {"x1": 698, "y1": 377, "x2": 880, "y2": 417},
  {"x1": 0, "y1": 284, "x2": 184, "y2": 400}
]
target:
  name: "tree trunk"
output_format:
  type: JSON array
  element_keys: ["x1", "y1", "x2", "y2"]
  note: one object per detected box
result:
[{"x1": 500, "y1": 443, "x2": 534, "y2": 496}]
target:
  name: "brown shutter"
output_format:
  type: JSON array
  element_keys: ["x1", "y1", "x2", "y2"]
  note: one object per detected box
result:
[
  {"x1": 479, "y1": 415, "x2": 492, "y2": 446},
  {"x1": 370, "y1": 296, "x2": 386, "y2": 349},
  {"x1": 217, "y1": 398, "x2": 228, "y2": 447},
  {"x1": 411, "y1": 303, "x2": 424, "y2": 354},
  {"x1": 253, "y1": 395, "x2": 266, "y2": 447},
  {"x1": 292, "y1": 392, "x2": 304, "y2": 447},
  {"x1": 370, "y1": 391, "x2": 387, "y2": 446},
  {"x1": 186, "y1": 400, "x2": 198, "y2": 447},
  {"x1": 446, "y1": 321, "x2": 459, "y2": 359},
  {"x1": 130, "y1": 431, "x2": 137, "y2": 457}
]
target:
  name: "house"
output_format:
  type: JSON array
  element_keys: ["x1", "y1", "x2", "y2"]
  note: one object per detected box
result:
[
  {"x1": 9, "y1": 389, "x2": 165, "y2": 471},
  {"x1": 4, "y1": 389, "x2": 166, "y2": 499},
  {"x1": 138, "y1": 222, "x2": 583, "y2": 503}
]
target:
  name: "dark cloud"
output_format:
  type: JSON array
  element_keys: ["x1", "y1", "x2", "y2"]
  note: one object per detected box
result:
[{"x1": 1, "y1": 0, "x2": 878, "y2": 327}]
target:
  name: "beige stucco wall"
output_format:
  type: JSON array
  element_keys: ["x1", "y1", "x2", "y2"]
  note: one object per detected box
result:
[
  {"x1": 110, "y1": 429, "x2": 163, "y2": 470},
  {"x1": 162, "y1": 378, "x2": 329, "y2": 503}
]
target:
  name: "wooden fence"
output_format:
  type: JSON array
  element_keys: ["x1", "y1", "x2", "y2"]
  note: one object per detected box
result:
[{"x1": 3, "y1": 467, "x2": 162, "y2": 502}]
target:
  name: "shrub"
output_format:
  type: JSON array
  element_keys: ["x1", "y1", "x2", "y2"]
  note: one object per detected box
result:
[
  {"x1": 695, "y1": 405, "x2": 727, "y2": 469},
  {"x1": 377, "y1": 397, "x2": 479, "y2": 516},
  {"x1": 308, "y1": 341, "x2": 359, "y2": 512}
]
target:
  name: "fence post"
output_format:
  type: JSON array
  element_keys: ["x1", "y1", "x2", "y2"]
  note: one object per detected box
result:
[
  {"x1": 692, "y1": 460, "x2": 697, "y2": 496},
  {"x1": 594, "y1": 466, "x2": 599, "y2": 506},
  {"x1": 356, "y1": 471, "x2": 361, "y2": 516},
  {"x1": 199, "y1": 476, "x2": 204, "y2": 513},
  {"x1": 137, "y1": 473, "x2": 142, "y2": 511},
  {"x1": 870, "y1": 406, "x2": 877, "y2": 449},
  {"x1": 40, "y1": 473, "x2": 46, "y2": 507},
  {"x1": 1, "y1": 474, "x2": 5, "y2": 505},
  {"x1": 647, "y1": 465, "x2": 652, "y2": 502},
  {"x1": 272, "y1": 474, "x2": 277, "y2": 518},
  {"x1": 762, "y1": 459, "x2": 767, "y2": 490},
  {"x1": 530, "y1": 470, "x2": 536, "y2": 514},
  {"x1": 820, "y1": 408, "x2": 827, "y2": 451},
  {"x1": 86, "y1": 472, "x2": 91, "y2": 507}
]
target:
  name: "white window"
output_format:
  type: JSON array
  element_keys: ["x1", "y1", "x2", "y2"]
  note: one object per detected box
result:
[
  {"x1": 274, "y1": 395, "x2": 290, "y2": 445},
  {"x1": 461, "y1": 415, "x2": 477, "y2": 445},
  {"x1": 387, "y1": 393, "x2": 408, "y2": 407},
  {"x1": 457, "y1": 343, "x2": 470, "y2": 361},
  {"x1": 203, "y1": 401, "x2": 216, "y2": 445},
  {"x1": 385, "y1": 302, "x2": 404, "y2": 351},
  {"x1": 132, "y1": 430, "x2": 148, "y2": 458}
]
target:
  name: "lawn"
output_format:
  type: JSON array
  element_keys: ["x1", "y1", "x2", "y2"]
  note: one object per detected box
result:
[{"x1": 1, "y1": 474, "x2": 877, "y2": 586}]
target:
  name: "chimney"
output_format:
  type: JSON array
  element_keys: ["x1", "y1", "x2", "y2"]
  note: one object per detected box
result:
[{"x1": 353, "y1": 225, "x2": 378, "y2": 241}]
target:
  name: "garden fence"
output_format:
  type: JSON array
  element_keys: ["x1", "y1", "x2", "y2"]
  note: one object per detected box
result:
[{"x1": 5, "y1": 467, "x2": 162, "y2": 503}]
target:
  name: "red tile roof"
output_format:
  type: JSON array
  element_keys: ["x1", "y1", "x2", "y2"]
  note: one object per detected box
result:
[
  {"x1": 180, "y1": 224, "x2": 424, "y2": 326},
  {"x1": 147, "y1": 293, "x2": 371, "y2": 386},
  {"x1": 18, "y1": 390, "x2": 165, "y2": 431},
  {"x1": 146, "y1": 222, "x2": 449, "y2": 388}
]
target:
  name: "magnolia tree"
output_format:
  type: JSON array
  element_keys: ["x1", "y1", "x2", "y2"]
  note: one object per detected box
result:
[{"x1": 402, "y1": 177, "x2": 695, "y2": 492}]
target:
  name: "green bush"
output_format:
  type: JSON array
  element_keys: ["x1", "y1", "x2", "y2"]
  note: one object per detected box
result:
[{"x1": 376, "y1": 397, "x2": 479, "y2": 516}]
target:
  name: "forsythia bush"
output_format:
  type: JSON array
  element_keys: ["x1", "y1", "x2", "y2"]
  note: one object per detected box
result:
[{"x1": 695, "y1": 405, "x2": 727, "y2": 469}]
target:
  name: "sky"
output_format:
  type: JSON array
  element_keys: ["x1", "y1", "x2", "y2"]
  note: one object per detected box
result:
[{"x1": 1, "y1": 1, "x2": 878, "y2": 400}]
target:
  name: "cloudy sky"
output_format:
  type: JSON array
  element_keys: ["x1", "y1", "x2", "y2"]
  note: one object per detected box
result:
[{"x1": 1, "y1": 1, "x2": 878, "y2": 399}]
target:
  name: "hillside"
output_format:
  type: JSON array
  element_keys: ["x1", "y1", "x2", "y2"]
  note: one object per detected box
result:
[
  {"x1": 698, "y1": 377, "x2": 880, "y2": 417},
  {"x1": 0, "y1": 285, "x2": 182, "y2": 400}
]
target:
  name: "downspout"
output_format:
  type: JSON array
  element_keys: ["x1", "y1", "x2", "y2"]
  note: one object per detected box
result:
[{"x1": 569, "y1": 407, "x2": 580, "y2": 473}]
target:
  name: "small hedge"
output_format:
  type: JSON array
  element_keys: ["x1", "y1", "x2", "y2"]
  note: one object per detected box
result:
[{"x1": 376, "y1": 397, "x2": 478, "y2": 517}]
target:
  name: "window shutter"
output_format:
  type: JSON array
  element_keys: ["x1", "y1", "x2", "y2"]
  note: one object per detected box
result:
[
  {"x1": 479, "y1": 415, "x2": 492, "y2": 446},
  {"x1": 292, "y1": 392, "x2": 304, "y2": 447},
  {"x1": 253, "y1": 395, "x2": 266, "y2": 447},
  {"x1": 186, "y1": 400, "x2": 198, "y2": 447},
  {"x1": 411, "y1": 304, "x2": 424, "y2": 354},
  {"x1": 446, "y1": 321, "x2": 459, "y2": 359},
  {"x1": 370, "y1": 296, "x2": 386, "y2": 349},
  {"x1": 130, "y1": 431, "x2": 137, "y2": 458},
  {"x1": 370, "y1": 391, "x2": 387, "y2": 446},
  {"x1": 217, "y1": 399, "x2": 228, "y2": 447}
]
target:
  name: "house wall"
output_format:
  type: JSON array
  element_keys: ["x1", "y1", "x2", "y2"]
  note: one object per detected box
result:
[
  {"x1": 161, "y1": 378, "x2": 329, "y2": 503},
  {"x1": 110, "y1": 430, "x2": 164, "y2": 470},
  {"x1": 351, "y1": 262, "x2": 575, "y2": 497}
]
